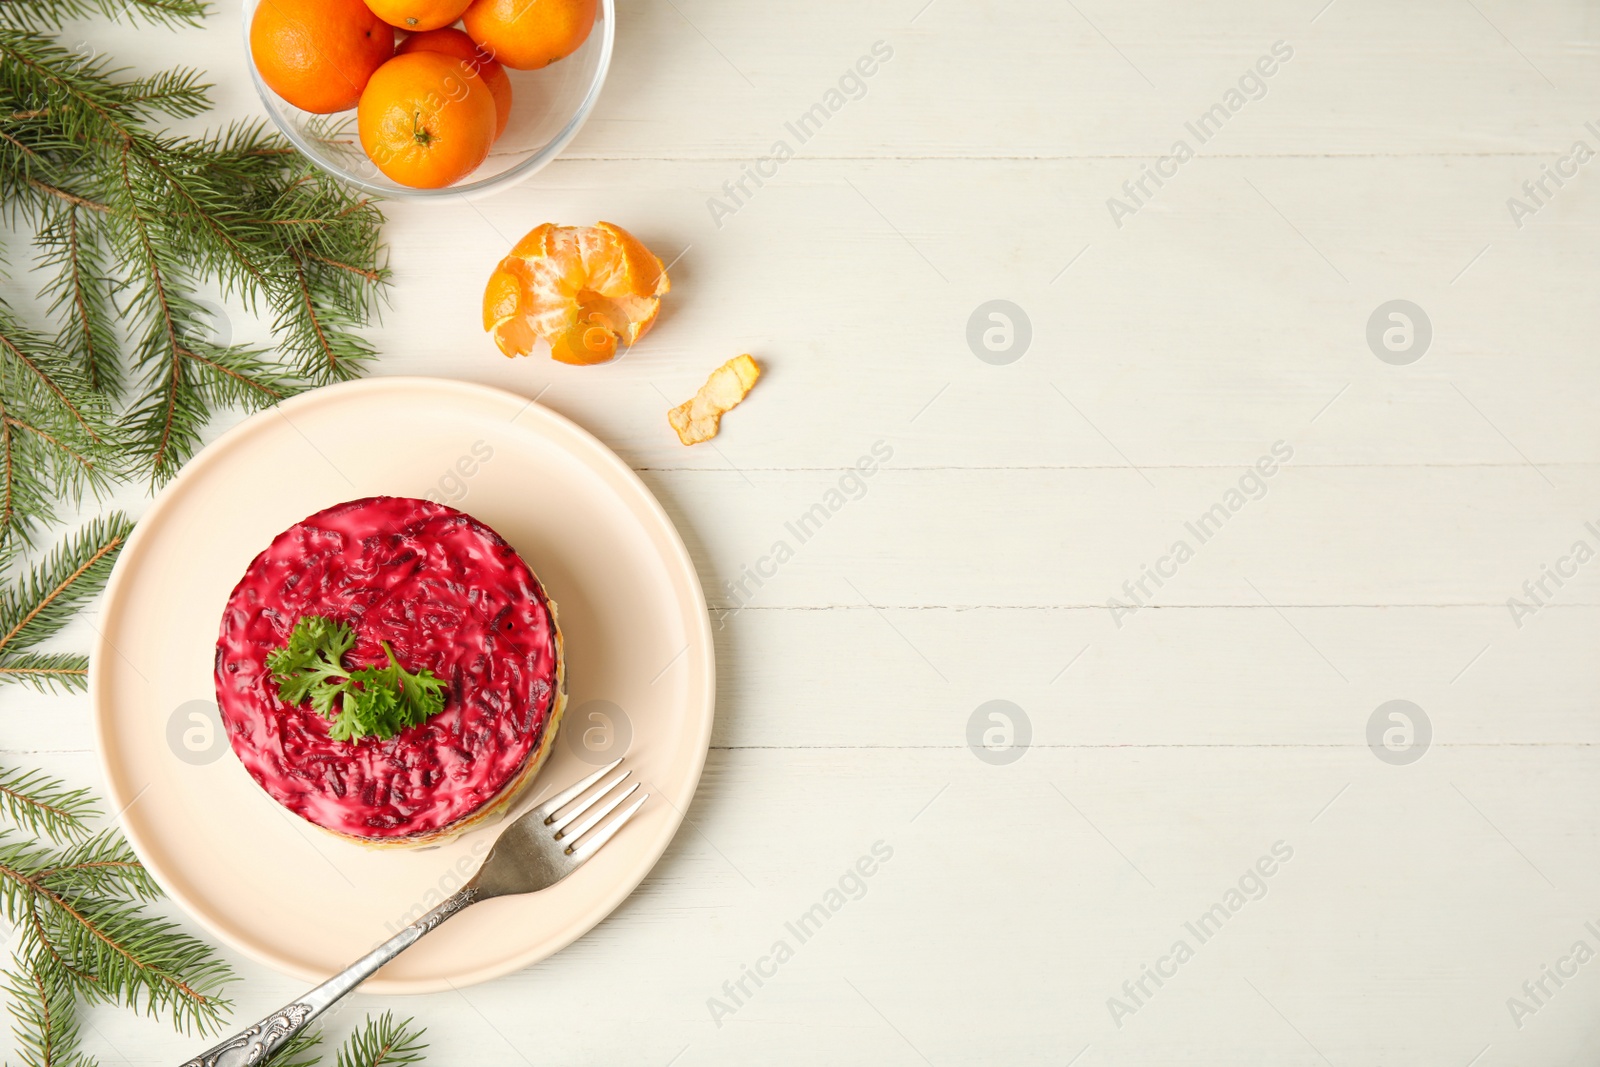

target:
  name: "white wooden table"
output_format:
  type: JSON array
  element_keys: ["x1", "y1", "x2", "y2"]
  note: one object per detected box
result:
[{"x1": 9, "y1": 0, "x2": 1600, "y2": 1062}]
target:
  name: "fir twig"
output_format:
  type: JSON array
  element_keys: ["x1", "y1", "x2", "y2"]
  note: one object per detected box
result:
[
  {"x1": 335, "y1": 1012, "x2": 428, "y2": 1067},
  {"x1": 0, "y1": 0, "x2": 206, "y2": 34},
  {"x1": 37, "y1": 203, "x2": 120, "y2": 392},
  {"x1": 0, "y1": 773, "x2": 242, "y2": 1059},
  {"x1": 0, "y1": 767, "x2": 97, "y2": 842},
  {"x1": 34, "y1": 828, "x2": 160, "y2": 901},
  {"x1": 0, "y1": 306, "x2": 116, "y2": 552},
  {"x1": 0, "y1": 15, "x2": 388, "y2": 492},
  {"x1": 0, "y1": 829, "x2": 234, "y2": 1035},
  {"x1": 0, "y1": 650, "x2": 90, "y2": 691},
  {"x1": 259, "y1": 1012, "x2": 428, "y2": 1067},
  {"x1": 0, "y1": 786, "x2": 424, "y2": 1067},
  {"x1": 0, "y1": 512, "x2": 130, "y2": 692},
  {"x1": 3, "y1": 962, "x2": 95, "y2": 1067}
]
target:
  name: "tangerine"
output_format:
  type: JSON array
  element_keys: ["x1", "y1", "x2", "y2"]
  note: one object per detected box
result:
[
  {"x1": 461, "y1": 0, "x2": 596, "y2": 71},
  {"x1": 396, "y1": 27, "x2": 513, "y2": 140},
  {"x1": 484, "y1": 222, "x2": 670, "y2": 364},
  {"x1": 357, "y1": 52, "x2": 497, "y2": 188},
  {"x1": 364, "y1": 0, "x2": 472, "y2": 31},
  {"x1": 250, "y1": 0, "x2": 394, "y2": 114}
]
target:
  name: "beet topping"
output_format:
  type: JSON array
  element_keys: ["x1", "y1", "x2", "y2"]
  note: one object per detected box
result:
[{"x1": 214, "y1": 497, "x2": 558, "y2": 840}]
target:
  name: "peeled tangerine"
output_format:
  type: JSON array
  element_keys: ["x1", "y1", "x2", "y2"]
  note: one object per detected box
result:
[
  {"x1": 484, "y1": 222, "x2": 669, "y2": 365},
  {"x1": 669, "y1": 355, "x2": 760, "y2": 445}
]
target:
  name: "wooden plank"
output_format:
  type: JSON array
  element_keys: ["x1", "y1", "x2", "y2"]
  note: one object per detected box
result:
[
  {"x1": 84, "y1": 1, "x2": 1600, "y2": 159},
  {"x1": 633, "y1": 464, "x2": 1600, "y2": 608},
  {"x1": 359, "y1": 152, "x2": 1600, "y2": 471}
]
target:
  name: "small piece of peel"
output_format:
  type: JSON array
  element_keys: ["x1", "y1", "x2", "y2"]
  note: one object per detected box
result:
[{"x1": 669, "y1": 355, "x2": 760, "y2": 445}]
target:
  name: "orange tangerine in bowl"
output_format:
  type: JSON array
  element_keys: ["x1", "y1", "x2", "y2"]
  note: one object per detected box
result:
[
  {"x1": 250, "y1": 0, "x2": 394, "y2": 114},
  {"x1": 364, "y1": 0, "x2": 472, "y2": 31},
  {"x1": 462, "y1": 0, "x2": 597, "y2": 70},
  {"x1": 357, "y1": 51, "x2": 498, "y2": 189},
  {"x1": 396, "y1": 27, "x2": 513, "y2": 140}
]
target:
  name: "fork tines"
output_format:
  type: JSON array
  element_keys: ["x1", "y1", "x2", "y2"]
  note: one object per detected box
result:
[{"x1": 535, "y1": 757, "x2": 648, "y2": 860}]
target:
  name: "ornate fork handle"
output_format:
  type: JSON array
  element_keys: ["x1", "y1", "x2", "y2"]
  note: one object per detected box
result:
[{"x1": 180, "y1": 888, "x2": 479, "y2": 1067}]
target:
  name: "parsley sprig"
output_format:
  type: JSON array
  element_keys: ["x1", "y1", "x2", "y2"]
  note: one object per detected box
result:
[{"x1": 265, "y1": 615, "x2": 447, "y2": 742}]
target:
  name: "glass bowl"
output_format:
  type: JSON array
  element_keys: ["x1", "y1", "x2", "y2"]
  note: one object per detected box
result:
[{"x1": 241, "y1": 0, "x2": 613, "y2": 200}]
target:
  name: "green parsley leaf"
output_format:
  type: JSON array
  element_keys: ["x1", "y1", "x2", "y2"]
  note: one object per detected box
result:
[
  {"x1": 266, "y1": 615, "x2": 355, "y2": 709},
  {"x1": 266, "y1": 616, "x2": 447, "y2": 742}
]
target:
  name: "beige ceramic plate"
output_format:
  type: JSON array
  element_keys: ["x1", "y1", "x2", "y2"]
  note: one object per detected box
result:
[{"x1": 91, "y1": 377, "x2": 714, "y2": 993}]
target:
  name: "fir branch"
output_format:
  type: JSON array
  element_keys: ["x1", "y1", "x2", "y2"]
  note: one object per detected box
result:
[
  {"x1": 0, "y1": 774, "x2": 241, "y2": 1061},
  {"x1": 0, "y1": 800, "x2": 422, "y2": 1067},
  {"x1": 0, "y1": 767, "x2": 97, "y2": 842},
  {"x1": 113, "y1": 173, "x2": 298, "y2": 479},
  {"x1": 37, "y1": 203, "x2": 120, "y2": 392},
  {"x1": 3, "y1": 963, "x2": 95, "y2": 1067},
  {"x1": 0, "y1": 830, "x2": 234, "y2": 1035},
  {"x1": 0, "y1": 0, "x2": 207, "y2": 33},
  {"x1": 260, "y1": 1014, "x2": 429, "y2": 1067},
  {"x1": 335, "y1": 1013, "x2": 427, "y2": 1067},
  {"x1": 0, "y1": 512, "x2": 130, "y2": 690},
  {"x1": 0, "y1": 35, "x2": 152, "y2": 148},
  {"x1": 36, "y1": 829, "x2": 159, "y2": 901},
  {"x1": 118, "y1": 66, "x2": 210, "y2": 120},
  {"x1": 0, "y1": 23, "x2": 386, "y2": 492},
  {"x1": 0, "y1": 10, "x2": 397, "y2": 1056},
  {"x1": 0, "y1": 306, "x2": 116, "y2": 551},
  {"x1": 0, "y1": 316, "x2": 106, "y2": 446},
  {"x1": 0, "y1": 651, "x2": 87, "y2": 692}
]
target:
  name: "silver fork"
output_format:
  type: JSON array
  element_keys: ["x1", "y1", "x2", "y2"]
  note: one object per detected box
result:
[{"x1": 180, "y1": 758, "x2": 647, "y2": 1067}]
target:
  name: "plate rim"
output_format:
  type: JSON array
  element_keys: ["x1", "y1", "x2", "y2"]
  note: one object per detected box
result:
[{"x1": 89, "y1": 376, "x2": 715, "y2": 993}]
